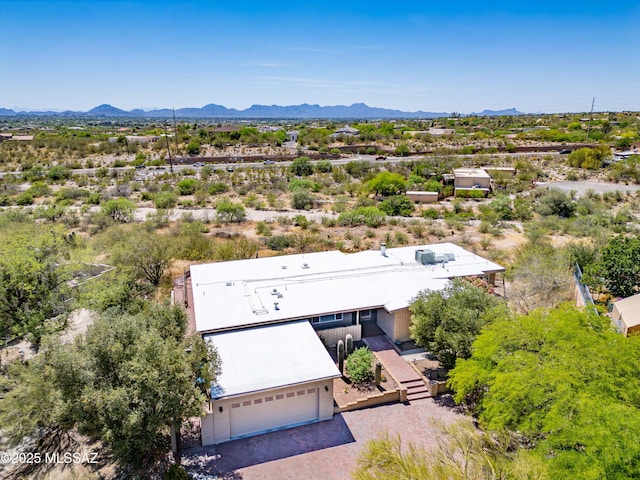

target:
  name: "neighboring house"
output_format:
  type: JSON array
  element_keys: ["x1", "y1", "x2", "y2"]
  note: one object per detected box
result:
[
  {"x1": 187, "y1": 243, "x2": 504, "y2": 445},
  {"x1": 611, "y1": 294, "x2": 640, "y2": 336},
  {"x1": 453, "y1": 168, "x2": 491, "y2": 196},
  {"x1": 331, "y1": 125, "x2": 360, "y2": 137},
  {"x1": 286, "y1": 130, "x2": 299, "y2": 142}
]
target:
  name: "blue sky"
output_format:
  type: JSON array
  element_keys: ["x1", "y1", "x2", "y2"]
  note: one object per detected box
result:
[{"x1": 2, "y1": 1, "x2": 639, "y2": 113}]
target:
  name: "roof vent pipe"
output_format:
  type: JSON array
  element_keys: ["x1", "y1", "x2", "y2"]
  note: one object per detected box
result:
[{"x1": 381, "y1": 243, "x2": 387, "y2": 257}]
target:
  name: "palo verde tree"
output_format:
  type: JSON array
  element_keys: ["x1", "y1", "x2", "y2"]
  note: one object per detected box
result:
[
  {"x1": 0, "y1": 222, "x2": 73, "y2": 343},
  {"x1": 409, "y1": 279, "x2": 505, "y2": 369},
  {"x1": 449, "y1": 305, "x2": 640, "y2": 480},
  {"x1": 366, "y1": 171, "x2": 407, "y2": 196},
  {"x1": 584, "y1": 235, "x2": 640, "y2": 297},
  {"x1": 0, "y1": 302, "x2": 219, "y2": 473}
]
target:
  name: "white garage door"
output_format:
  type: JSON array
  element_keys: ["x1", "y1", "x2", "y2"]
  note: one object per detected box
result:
[{"x1": 229, "y1": 385, "x2": 319, "y2": 439}]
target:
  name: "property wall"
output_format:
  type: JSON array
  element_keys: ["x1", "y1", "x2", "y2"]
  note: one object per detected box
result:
[
  {"x1": 393, "y1": 308, "x2": 413, "y2": 341},
  {"x1": 316, "y1": 325, "x2": 362, "y2": 347},
  {"x1": 406, "y1": 191, "x2": 439, "y2": 203},
  {"x1": 455, "y1": 177, "x2": 491, "y2": 188},
  {"x1": 377, "y1": 309, "x2": 396, "y2": 340}
]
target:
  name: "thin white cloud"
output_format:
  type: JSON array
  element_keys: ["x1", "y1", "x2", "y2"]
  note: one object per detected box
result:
[
  {"x1": 279, "y1": 46, "x2": 344, "y2": 55},
  {"x1": 245, "y1": 61, "x2": 292, "y2": 68}
]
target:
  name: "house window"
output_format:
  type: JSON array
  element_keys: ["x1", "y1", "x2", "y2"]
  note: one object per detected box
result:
[
  {"x1": 360, "y1": 309, "x2": 372, "y2": 320},
  {"x1": 310, "y1": 314, "x2": 342, "y2": 324}
]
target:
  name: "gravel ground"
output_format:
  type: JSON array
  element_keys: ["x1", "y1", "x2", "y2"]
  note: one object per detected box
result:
[{"x1": 536, "y1": 180, "x2": 640, "y2": 197}]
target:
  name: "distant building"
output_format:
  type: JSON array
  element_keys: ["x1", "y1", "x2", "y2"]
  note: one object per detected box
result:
[
  {"x1": 427, "y1": 128, "x2": 455, "y2": 136},
  {"x1": 286, "y1": 130, "x2": 299, "y2": 142},
  {"x1": 453, "y1": 168, "x2": 491, "y2": 196},
  {"x1": 331, "y1": 125, "x2": 360, "y2": 138}
]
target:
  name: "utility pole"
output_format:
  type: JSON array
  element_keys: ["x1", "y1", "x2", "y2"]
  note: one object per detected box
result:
[
  {"x1": 586, "y1": 97, "x2": 595, "y2": 142},
  {"x1": 173, "y1": 108, "x2": 180, "y2": 162},
  {"x1": 163, "y1": 121, "x2": 173, "y2": 173}
]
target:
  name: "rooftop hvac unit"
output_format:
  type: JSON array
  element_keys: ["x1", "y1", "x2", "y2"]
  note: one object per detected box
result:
[{"x1": 415, "y1": 248, "x2": 436, "y2": 265}]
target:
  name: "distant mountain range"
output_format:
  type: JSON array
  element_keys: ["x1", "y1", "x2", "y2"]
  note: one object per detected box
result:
[{"x1": 0, "y1": 103, "x2": 525, "y2": 119}]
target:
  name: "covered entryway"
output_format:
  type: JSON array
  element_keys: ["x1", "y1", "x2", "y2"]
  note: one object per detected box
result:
[{"x1": 229, "y1": 385, "x2": 320, "y2": 439}]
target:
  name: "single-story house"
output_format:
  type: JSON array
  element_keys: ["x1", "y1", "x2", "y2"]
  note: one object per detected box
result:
[
  {"x1": 611, "y1": 293, "x2": 640, "y2": 336},
  {"x1": 187, "y1": 243, "x2": 504, "y2": 445},
  {"x1": 453, "y1": 168, "x2": 491, "y2": 196},
  {"x1": 331, "y1": 125, "x2": 360, "y2": 137}
]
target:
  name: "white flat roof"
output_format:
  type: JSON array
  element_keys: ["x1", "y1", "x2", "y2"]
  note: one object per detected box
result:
[
  {"x1": 190, "y1": 243, "x2": 505, "y2": 333},
  {"x1": 205, "y1": 320, "x2": 340, "y2": 399},
  {"x1": 453, "y1": 168, "x2": 491, "y2": 179}
]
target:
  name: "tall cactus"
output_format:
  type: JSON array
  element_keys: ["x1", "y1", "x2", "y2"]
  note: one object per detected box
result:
[
  {"x1": 345, "y1": 334, "x2": 353, "y2": 357},
  {"x1": 375, "y1": 362, "x2": 382, "y2": 386},
  {"x1": 337, "y1": 340, "x2": 345, "y2": 375}
]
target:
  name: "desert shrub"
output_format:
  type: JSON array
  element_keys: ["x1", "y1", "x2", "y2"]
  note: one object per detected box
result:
[
  {"x1": 346, "y1": 347, "x2": 374, "y2": 384},
  {"x1": 209, "y1": 182, "x2": 229, "y2": 194},
  {"x1": 153, "y1": 192, "x2": 178, "y2": 209},
  {"x1": 289, "y1": 178, "x2": 320, "y2": 192},
  {"x1": 379, "y1": 195, "x2": 414, "y2": 217},
  {"x1": 291, "y1": 190, "x2": 316, "y2": 210},
  {"x1": 338, "y1": 206, "x2": 386, "y2": 228},
  {"x1": 267, "y1": 235, "x2": 291, "y2": 251},
  {"x1": 421, "y1": 208, "x2": 440, "y2": 220},
  {"x1": 177, "y1": 178, "x2": 198, "y2": 196},
  {"x1": 215, "y1": 197, "x2": 246, "y2": 223},
  {"x1": 455, "y1": 189, "x2": 486, "y2": 199}
]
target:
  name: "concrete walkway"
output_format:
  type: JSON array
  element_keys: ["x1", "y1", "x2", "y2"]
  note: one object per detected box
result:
[{"x1": 363, "y1": 336, "x2": 429, "y2": 401}]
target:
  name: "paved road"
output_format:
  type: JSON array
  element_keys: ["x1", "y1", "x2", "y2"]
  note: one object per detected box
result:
[{"x1": 0, "y1": 151, "x2": 559, "y2": 178}]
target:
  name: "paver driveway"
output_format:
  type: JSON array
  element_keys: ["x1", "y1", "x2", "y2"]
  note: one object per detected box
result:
[{"x1": 181, "y1": 396, "x2": 463, "y2": 480}]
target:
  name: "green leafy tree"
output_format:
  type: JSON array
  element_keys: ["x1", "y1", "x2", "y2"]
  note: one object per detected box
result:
[
  {"x1": 0, "y1": 224, "x2": 72, "y2": 341},
  {"x1": 215, "y1": 197, "x2": 246, "y2": 223},
  {"x1": 507, "y1": 240, "x2": 573, "y2": 313},
  {"x1": 367, "y1": 171, "x2": 407, "y2": 196},
  {"x1": 111, "y1": 228, "x2": 176, "y2": 288},
  {"x1": 409, "y1": 279, "x2": 504, "y2": 368},
  {"x1": 566, "y1": 146, "x2": 611, "y2": 169},
  {"x1": 289, "y1": 156, "x2": 313, "y2": 176},
  {"x1": 584, "y1": 236, "x2": 640, "y2": 297},
  {"x1": 0, "y1": 303, "x2": 219, "y2": 473},
  {"x1": 449, "y1": 305, "x2": 640, "y2": 480}
]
